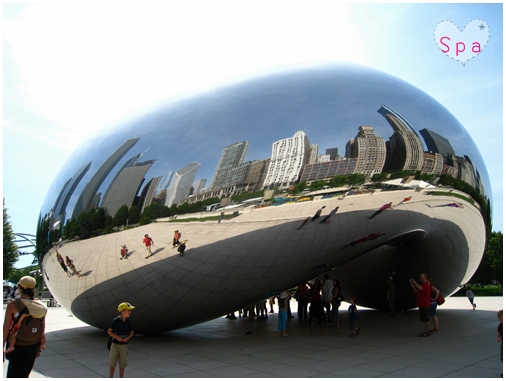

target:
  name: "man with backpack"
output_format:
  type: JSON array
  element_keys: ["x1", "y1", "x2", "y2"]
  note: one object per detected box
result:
[{"x1": 3, "y1": 276, "x2": 47, "y2": 378}]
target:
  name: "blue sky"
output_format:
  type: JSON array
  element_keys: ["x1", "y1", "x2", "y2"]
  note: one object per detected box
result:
[{"x1": 3, "y1": 2, "x2": 502, "y2": 268}]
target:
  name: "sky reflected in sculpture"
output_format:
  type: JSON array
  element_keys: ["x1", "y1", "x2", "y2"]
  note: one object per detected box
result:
[{"x1": 39, "y1": 63, "x2": 490, "y2": 232}]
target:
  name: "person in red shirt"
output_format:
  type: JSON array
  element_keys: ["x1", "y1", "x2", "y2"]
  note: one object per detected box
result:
[
  {"x1": 143, "y1": 234, "x2": 154, "y2": 259},
  {"x1": 410, "y1": 273, "x2": 431, "y2": 337}
]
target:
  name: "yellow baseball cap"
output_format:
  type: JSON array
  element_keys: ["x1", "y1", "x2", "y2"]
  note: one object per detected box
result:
[
  {"x1": 18, "y1": 276, "x2": 37, "y2": 289},
  {"x1": 118, "y1": 302, "x2": 135, "y2": 312}
]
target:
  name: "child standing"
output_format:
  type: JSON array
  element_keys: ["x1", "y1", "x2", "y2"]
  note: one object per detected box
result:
[
  {"x1": 346, "y1": 296, "x2": 359, "y2": 337},
  {"x1": 498, "y1": 310, "x2": 503, "y2": 377},
  {"x1": 108, "y1": 302, "x2": 135, "y2": 378},
  {"x1": 178, "y1": 241, "x2": 187, "y2": 256}
]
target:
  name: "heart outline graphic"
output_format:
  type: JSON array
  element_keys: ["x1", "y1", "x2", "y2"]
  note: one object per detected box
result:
[{"x1": 434, "y1": 19, "x2": 489, "y2": 66}]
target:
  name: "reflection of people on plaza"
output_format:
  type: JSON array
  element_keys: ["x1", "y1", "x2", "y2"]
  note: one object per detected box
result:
[
  {"x1": 429, "y1": 202, "x2": 464, "y2": 209},
  {"x1": 65, "y1": 256, "x2": 83, "y2": 278},
  {"x1": 55, "y1": 251, "x2": 71, "y2": 277},
  {"x1": 393, "y1": 196, "x2": 412, "y2": 208},
  {"x1": 310, "y1": 206, "x2": 326, "y2": 222},
  {"x1": 143, "y1": 234, "x2": 154, "y2": 259},
  {"x1": 296, "y1": 217, "x2": 310, "y2": 230},
  {"x1": 341, "y1": 232, "x2": 385, "y2": 249},
  {"x1": 319, "y1": 206, "x2": 338, "y2": 224},
  {"x1": 178, "y1": 240, "x2": 187, "y2": 257},
  {"x1": 172, "y1": 230, "x2": 182, "y2": 248},
  {"x1": 368, "y1": 202, "x2": 392, "y2": 219},
  {"x1": 120, "y1": 245, "x2": 128, "y2": 260}
]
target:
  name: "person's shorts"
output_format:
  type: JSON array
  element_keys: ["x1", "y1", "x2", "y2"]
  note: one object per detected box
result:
[
  {"x1": 108, "y1": 343, "x2": 128, "y2": 368},
  {"x1": 349, "y1": 320, "x2": 357, "y2": 331},
  {"x1": 429, "y1": 303, "x2": 437, "y2": 317},
  {"x1": 419, "y1": 307, "x2": 430, "y2": 322}
]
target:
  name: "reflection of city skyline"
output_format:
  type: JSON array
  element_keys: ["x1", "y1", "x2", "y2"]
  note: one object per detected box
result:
[{"x1": 52, "y1": 101, "x2": 485, "y2": 225}]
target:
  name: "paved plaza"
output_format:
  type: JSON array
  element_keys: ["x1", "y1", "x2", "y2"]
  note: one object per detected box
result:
[{"x1": 2, "y1": 296, "x2": 503, "y2": 378}]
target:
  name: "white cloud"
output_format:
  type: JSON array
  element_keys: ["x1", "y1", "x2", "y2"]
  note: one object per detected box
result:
[{"x1": 4, "y1": 2, "x2": 367, "y2": 136}]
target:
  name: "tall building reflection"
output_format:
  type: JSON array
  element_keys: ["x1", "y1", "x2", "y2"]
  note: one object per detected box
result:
[
  {"x1": 101, "y1": 155, "x2": 155, "y2": 218},
  {"x1": 263, "y1": 131, "x2": 310, "y2": 188},
  {"x1": 72, "y1": 138, "x2": 139, "y2": 219},
  {"x1": 50, "y1": 162, "x2": 91, "y2": 228},
  {"x1": 164, "y1": 162, "x2": 201, "y2": 207},
  {"x1": 378, "y1": 105, "x2": 424, "y2": 172},
  {"x1": 210, "y1": 141, "x2": 249, "y2": 190}
]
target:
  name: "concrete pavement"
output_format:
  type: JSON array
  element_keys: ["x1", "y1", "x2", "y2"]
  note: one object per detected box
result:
[{"x1": 3, "y1": 296, "x2": 503, "y2": 378}]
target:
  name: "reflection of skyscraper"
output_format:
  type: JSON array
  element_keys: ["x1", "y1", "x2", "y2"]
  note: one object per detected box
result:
[
  {"x1": 101, "y1": 158, "x2": 155, "y2": 218},
  {"x1": 421, "y1": 152, "x2": 443, "y2": 175},
  {"x1": 308, "y1": 144, "x2": 319, "y2": 164},
  {"x1": 245, "y1": 159, "x2": 270, "y2": 191},
  {"x1": 263, "y1": 131, "x2": 310, "y2": 189},
  {"x1": 192, "y1": 179, "x2": 207, "y2": 195},
  {"x1": 137, "y1": 176, "x2": 162, "y2": 213},
  {"x1": 51, "y1": 162, "x2": 91, "y2": 226},
  {"x1": 378, "y1": 105, "x2": 423, "y2": 172},
  {"x1": 210, "y1": 141, "x2": 249, "y2": 190},
  {"x1": 419, "y1": 128, "x2": 456, "y2": 163},
  {"x1": 159, "y1": 171, "x2": 175, "y2": 191},
  {"x1": 325, "y1": 148, "x2": 338, "y2": 160},
  {"x1": 345, "y1": 126, "x2": 386, "y2": 175},
  {"x1": 165, "y1": 162, "x2": 201, "y2": 207},
  {"x1": 72, "y1": 138, "x2": 139, "y2": 219}
]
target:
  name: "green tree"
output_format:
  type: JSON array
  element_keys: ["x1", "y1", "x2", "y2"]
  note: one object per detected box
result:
[
  {"x1": 139, "y1": 202, "x2": 160, "y2": 225},
  {"x1": 472, "y1": 231, "x2": 503, "y2": 284},
  {"x1": 3, "y1": 200, "x2": 19, "y2": 280},
  {"x1": 128, "y1": 206, "x2": 140, "y2": 224},
  {"x1": 112, "y1": 205, "x2": 129, "y2": 227}
]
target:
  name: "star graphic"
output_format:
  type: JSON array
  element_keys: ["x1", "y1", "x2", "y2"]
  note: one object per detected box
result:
[{"x1": 479, "y1": 24, "x2": 485, "y2": 30}]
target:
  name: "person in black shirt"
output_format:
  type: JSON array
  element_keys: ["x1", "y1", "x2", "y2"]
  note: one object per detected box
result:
[{"x1": 108, "y1": 302, "x2": 135, "y2": 378}]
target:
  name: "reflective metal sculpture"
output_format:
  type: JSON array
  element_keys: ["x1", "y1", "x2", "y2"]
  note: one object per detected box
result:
[{"x1": 37, "y1": 62, "x2": 491, "y2": 333}]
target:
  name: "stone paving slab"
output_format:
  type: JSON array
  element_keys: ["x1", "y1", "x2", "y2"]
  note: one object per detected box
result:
[{"x1": 2, "y1": 296, "x2": 503, "y2": 378}]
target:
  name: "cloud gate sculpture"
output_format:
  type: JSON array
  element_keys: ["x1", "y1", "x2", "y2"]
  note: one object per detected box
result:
[{"x1": 37, "y1": 62, "x2": 491, "y2": 334}]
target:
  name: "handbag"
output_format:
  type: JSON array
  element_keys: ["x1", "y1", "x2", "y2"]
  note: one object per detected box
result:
[{"x1": 436, "y1": 293, "x2": 445, "y2": 305}]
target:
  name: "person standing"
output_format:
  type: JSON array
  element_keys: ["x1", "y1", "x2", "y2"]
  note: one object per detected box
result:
[
  {"x1": 177, "y1": 240, "x2": 187, "y2": 257},
  {"x1": 296, "y1": 282, "x2": 309, "y2": 320},
  {"x1": 428, "y1": 279, "x2": 440, "y2": 334},
  {"x1": 218, "y1": 211, "x2": 225, "y2": 223},
  {"x1": 321, "y1": 274, "x2": 334, "y2": 323},
  {"x1": 330, "y1": 279, "x2": 342, "y2": 328},
  {"x1": 306, "y1": 279, "x2": 323, "y2": 327},
  {"x1": 466, "y1": 286, "x2": 476, "y2": 310},
  {"x1": 3, "y1": 276, "x2": 47, "y2": 378},
  {"x1": 319, "y1": 207, "x2": 339, "y2": 224},
  {"x1": 410, "y1": 273, "x2": 431, "y2": 337},
  {"x1": 387, "y1": 276, "x2": 395, "y2": 317},
  {"x1": 277, "y1": 291, "x2": 290, "y2": 337},
  {"x1": 108, "y1": 302, "x2": 135, "y2": 378},
  {"x1": 310, "y1": 206, "x2": 326, "y2": 222},
  {"x1": 345, "y1": 296, "x2": 359, "y2": 337},
  {"x1": 369, "y1": 202, "x2": 392, "y2": 219},
  {"x1": 143, "y1": 234, "x2": 154, "y2": 259}
]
